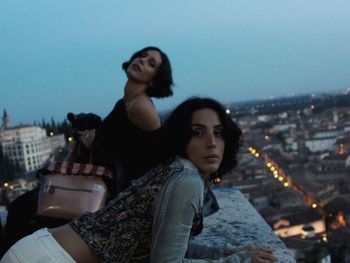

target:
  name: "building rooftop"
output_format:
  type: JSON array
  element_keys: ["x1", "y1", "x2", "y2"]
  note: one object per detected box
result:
[
  {"x1": 281, "y1": 237, "x2": 314, "y2": 250},
  {"x1": 324, "y1": 197, "x2": 350, "y2": 214},
  {"x1": 275, "y1": 208, "x2": 323, "y2": 226},
  {"x1": 0, "y1": 124, "x2": 35, "y2": 131},
  {"x1": 328, "y1": 227, "x2": 350, "y2": 246}
]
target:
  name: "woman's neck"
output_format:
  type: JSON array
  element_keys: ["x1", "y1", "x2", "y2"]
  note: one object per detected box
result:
[{"x1": 123, "y1": 79, "x2": 148, "y2": 103}]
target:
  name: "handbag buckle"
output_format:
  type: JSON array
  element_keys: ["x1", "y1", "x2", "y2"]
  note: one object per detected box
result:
[
  {"x1": 92, "y1": 184, "x2": 103, "y2": 191},
  {"x1": 43, "y1": 180, "x2": 52, "y2": 193}
]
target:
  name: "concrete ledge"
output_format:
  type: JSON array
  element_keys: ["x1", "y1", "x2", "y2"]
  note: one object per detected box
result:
[{"x1": 193, "y1": 188, "x2": 296, "y2": 262}]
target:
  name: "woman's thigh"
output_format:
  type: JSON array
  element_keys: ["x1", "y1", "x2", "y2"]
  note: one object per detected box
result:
[{"x1": 1, "y1": 228, "x2": 75, "y2": 263}]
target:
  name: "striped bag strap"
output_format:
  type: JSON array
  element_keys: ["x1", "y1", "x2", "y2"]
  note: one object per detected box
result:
[{"x1": 42, "y1": 161, "x2": 113, "y2": 179}]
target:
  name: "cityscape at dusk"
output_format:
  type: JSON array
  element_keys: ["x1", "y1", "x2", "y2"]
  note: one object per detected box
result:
[
  {"x1": 1, "y1": 1, "x2": 350, "y2": 262},
  {"x1": 1, "y1": 91, "x2": 350, "y2": 262}
]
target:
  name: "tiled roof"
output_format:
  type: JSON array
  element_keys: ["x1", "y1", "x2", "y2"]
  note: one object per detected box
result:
[
  {"x1": 277, "y1": 209, "x2": 323, "y2": 226},
  {"x1": 324, "y1": 197, "x2": 350, "y2": 214}
]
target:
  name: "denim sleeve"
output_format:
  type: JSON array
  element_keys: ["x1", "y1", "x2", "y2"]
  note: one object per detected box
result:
[
  {"x1": 186, "y1": 240, "x2": 225, "y2": 259},
  {"x1": 150, "y1": 170, "x2": 252, "y2": 263}
]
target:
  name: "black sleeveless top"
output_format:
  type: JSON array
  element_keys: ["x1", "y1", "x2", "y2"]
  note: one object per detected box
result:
[{"x1": 94, "y1": 99, "x2": 168, "y2": 190}]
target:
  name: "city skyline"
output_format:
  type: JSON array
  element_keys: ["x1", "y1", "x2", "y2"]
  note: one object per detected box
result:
[{"x1": 1, "y1": 0, "x2": 350, "y2": 125}]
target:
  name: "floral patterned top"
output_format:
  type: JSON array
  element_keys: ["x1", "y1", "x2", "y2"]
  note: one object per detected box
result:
[{"x1": 69, "y1": 157, "x2": 214, "y2": 262}]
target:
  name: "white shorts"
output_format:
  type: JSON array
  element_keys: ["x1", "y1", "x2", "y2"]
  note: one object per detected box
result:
[{"x1": 1, "y1": 228, "x2": 75, "y2": 263}]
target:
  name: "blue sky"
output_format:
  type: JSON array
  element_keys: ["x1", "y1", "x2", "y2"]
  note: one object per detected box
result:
[{"x1": 1, "y1": 0, "x2": 350, "y2": 125}]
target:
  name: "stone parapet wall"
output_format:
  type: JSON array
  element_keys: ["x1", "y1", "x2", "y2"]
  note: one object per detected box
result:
[{"x1": 193, "y1": 188, "x2": 296, "y2": 262}]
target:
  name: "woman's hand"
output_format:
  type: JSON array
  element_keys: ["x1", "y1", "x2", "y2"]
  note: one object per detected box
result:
[
  {"x1": 225, "y1": 244, "x2": 278, "y2": 262},
  {"x1": 248, "y1": 246, "x2": 277, "y2": 263},
  {"x1": 77, "y1": 129, "x2": 96, "y2": 148}
]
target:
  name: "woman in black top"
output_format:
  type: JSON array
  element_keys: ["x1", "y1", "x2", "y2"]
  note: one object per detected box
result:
[
  {"x1": 0, "y1": 46, "x2": 174, "y2": 256},
  {"x1": 78, "y1": 46, "x2": 173, "y2": 192}
]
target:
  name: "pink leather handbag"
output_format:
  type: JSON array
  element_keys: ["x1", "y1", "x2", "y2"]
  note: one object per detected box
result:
[{"x1": 37, "y1": 161, "x2": 112, "y2": 219}]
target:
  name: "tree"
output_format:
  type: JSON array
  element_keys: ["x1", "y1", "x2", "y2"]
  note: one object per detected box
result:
[
  {"x1": 36, "y1": 116, "x2": 72, "y2": 140},
  {"x1": 50, "y1": 116, "x2": 57, "y2": 132},
  {"x1": 0, "y1": 145, "x2": 23, "y2": 184}
]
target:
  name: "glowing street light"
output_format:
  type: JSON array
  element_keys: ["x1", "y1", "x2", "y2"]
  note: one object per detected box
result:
[
  {"x1": 68, "y1": 136, "x2": 73, "y2": 142},
  {"x1": 278, "y1": 176, "x2": 284, "y2": 182},
  {"x1": 267, "y1": 162, "x2": 272, "y2": 168},
  {"x1": 4, "y1": 182, "x2": 9, "y2": 187},
  {"x1": 214, "y1": 178, "x2": 222, "y2": 184},
  {"x1": 322, "y1": 234, "x2": 328, "y2": 242},
  {"x1": 312, "y1": 203, "x2": 318, "y2": 209},
  {"x1": 255, "y1": 153, "x2": 260, "y2": 158},
  {"x1": 283, "y1": 182, "x2": 289, "y2": 187}
]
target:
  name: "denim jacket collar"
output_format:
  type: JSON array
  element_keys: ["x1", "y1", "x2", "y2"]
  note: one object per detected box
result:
[
  {"x1": 203, "y1": 188, "x2": 220, "y2": 217},
  {"x1": 172, "y1": 156, "x2": 220, "y2": 217}
]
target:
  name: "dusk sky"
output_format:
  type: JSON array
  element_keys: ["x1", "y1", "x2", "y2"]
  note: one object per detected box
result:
[{"x1": 1, "y1": 0, "x2": 350, "y2": 125}]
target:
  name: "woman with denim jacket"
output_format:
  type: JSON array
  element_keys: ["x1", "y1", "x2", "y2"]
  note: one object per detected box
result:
[{"x1": 1, "y1": 98, "x2": 277, "y2": 263}]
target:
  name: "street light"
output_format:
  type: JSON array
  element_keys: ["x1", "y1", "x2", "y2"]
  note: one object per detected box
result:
[
  {"x1": 214, "y1": 178, "x2": 222, "y2": 183},
  {"x1": 322, "y1": 234, "x2": 328, "y2": 242}
]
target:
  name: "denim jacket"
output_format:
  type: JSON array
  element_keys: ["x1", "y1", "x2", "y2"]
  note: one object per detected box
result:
[
  {"x1": 71, "y1": 157, "x2": 251, "y2": 262},
  {"x1": 151, "y1": 157, "x2": 251, "y2": 263}
]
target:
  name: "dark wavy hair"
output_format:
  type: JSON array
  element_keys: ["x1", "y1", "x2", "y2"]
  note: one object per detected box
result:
[
  {"x1": 164, "y1": 97, "x2": 242, "y2": 178},
  {"x1": 122, "y1": 46, "x2": 173, "y2": 98}
]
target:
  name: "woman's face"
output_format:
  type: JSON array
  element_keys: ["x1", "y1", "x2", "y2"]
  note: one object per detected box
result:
[
  {"x1": 186, "y1": 108, "x2": 225, "y2": 178},
  {"x1": 127, "y1": 49, "x2": 162, "y2": 84}
]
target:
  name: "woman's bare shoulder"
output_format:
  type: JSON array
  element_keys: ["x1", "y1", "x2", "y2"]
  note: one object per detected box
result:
[{"x1": 127, "y1": 96, "x2": 161, "y2": 131}]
